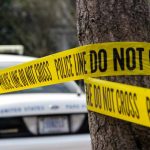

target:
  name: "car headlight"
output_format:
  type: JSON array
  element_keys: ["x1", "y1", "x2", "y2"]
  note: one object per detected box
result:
[
  {"x1": 70, "y1": 114, "x2": 85, "y2": 133},
  {"x1": 23, "y1": 117, "x2": 38, "y2": 135}
]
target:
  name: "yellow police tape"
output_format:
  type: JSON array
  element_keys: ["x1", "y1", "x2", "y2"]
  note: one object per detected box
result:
[
  {"x1": 0, "y1": 42, "x2": 150, "y2": 127},
  {"x1": 0, "y1": 42, "x2": 149, "y2": 94},
  {"x1": 85, "y1": 78, "x2": 150, "y2": 127}
]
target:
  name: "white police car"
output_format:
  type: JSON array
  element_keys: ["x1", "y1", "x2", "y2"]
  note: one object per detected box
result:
[{"x1": 0, "y1": 54, "x2": 91, "y2": 150}]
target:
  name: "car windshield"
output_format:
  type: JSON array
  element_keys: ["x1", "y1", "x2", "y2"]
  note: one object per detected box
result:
[
  {"x1": 10, "y1": 83, "x2": 77, "y2": 94},
  {"x1": 0, "y1": 62, "x2": 81, "y2": 94}
]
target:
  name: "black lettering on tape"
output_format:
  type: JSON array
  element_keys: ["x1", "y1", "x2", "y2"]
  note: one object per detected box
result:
[
  {"x1": 8, "y1": 73, "x2": 15, "y2": 89},
  {"x1": 94, "y1": 85, "x2": 102, "y2": 109},
  {"x1": 120, "y1": 90, "x2": 127, "y2": 115},
  {"x1": 116, "y1": 90, "x2": 139, "y2": 119},
  {"x1": 74, "y1": 51, "x2": 87, "y2": 76},
  {"x1": 113, "y1": 48, "x2": 124, "y2": 71},
  {"x1": 126, "y1": 47, "x2": 136, "y2": 70},
  {"x1": 133, "y1": 93, "x2": 140, "y2": 119},
  {"x1": 116, "y1": 90, "x2": 121, "y2": 113},
  {"x1": 128, "y1": 93, "x2": 135, "y2": 117},
  {"x1": 146, "y1": 97, "x2": 150, "y2": 121},
  {"x1": 18, "y1": 69, "x2": 29, "y2": 86},
  {"x1": 136, "y1": 48, "x2": 144, "y2": 70},
  {"x1": 0, "y1": 75, "x2": 6, "y2": 90},
  {"x1": 5, "y1": 73, "x2": 14, "y2": 89},
  {"x1": 85, "y1": 83, "x2": 93, "y2": 107},
  {"x1": 63, "y1": 55, "x2": 74, "y2": 77},
  {"x1": 35, "y1": 63, "x2": 44, "y2": 82},
  {"x1": 0, "y1": 73, "x2": 14, "y2": 90},
  {"x1": 114, "y1": 47, "x2": 144, "y2": 71},
  {"x1": 25, "y1": 66, "x2": 37, "y2": 85},
  {"x1": 45, "y1": 61, "x2": 53, "y2": 80},
  {"x1": 1, "y1": 74, "x2": 11, "y2": 90},
  {"x1": 149, "y1": 50, "x2": 150, "y2": 64},
  {"x1": 54, "y1": 55, "x2": 74, "y2": 80},
  {"x1": 102, "y1": 86, "x2": 115, "y2": 112},
  {"x1": 90, "y1": 50, "x2": 97, "y2": 73},
  {"x1": 125, "y1": 91, "x2": 131, "y2": 116},
  {"x1": 90, "y1": 49, "x2": 107, "y2": 73},
  {"x1": 54, "y1": 58, "x2": 62, "y2": 79},
  {"x1": 9, "y1": 70, "x2": 23, "y2": 88},
  {"x1": 34, "y1": 61, "x2": 52, "y2": 83},
  {"x1": 98, "y1": 49, "x2": 107, "y2": 72}
]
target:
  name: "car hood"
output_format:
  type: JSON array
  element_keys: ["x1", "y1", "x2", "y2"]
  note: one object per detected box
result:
[{"x1": 0, "y1": 93, "x2": 87, "y2": 117}]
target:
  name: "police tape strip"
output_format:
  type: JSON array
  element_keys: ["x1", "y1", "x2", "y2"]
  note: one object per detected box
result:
[
  {"x1": 0, "y1": 41, "x2": 150, "y2": 127},
  {"x1": 0, "y1": 42, "x2": 149, "y2": 94},
  {"x1": 85, "y1": 78, "x2": 150, "y2": 127}
]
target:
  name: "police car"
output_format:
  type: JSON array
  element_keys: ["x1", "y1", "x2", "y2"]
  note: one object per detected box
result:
[{"x1": 0, "y1": 54, "x2": 91, "y2": 150}]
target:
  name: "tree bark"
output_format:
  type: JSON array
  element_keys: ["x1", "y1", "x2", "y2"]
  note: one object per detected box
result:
[{"x1": 76, "y1": 0, "x2": 150, "y2": 150}]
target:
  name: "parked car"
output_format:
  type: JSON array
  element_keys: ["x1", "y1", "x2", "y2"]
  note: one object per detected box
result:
[{"x1": 0, "y1": 54, "x2": 91, "y2": 150}]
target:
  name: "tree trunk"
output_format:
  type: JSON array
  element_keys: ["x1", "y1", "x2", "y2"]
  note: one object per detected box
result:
[{"x1": 76, "y1": 0, "x2": 150, "y2": 150}]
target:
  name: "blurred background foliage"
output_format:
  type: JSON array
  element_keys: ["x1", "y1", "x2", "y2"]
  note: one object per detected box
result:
[{"x1": 0, "y1": 0, "x2": 77, "y2": 57}]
